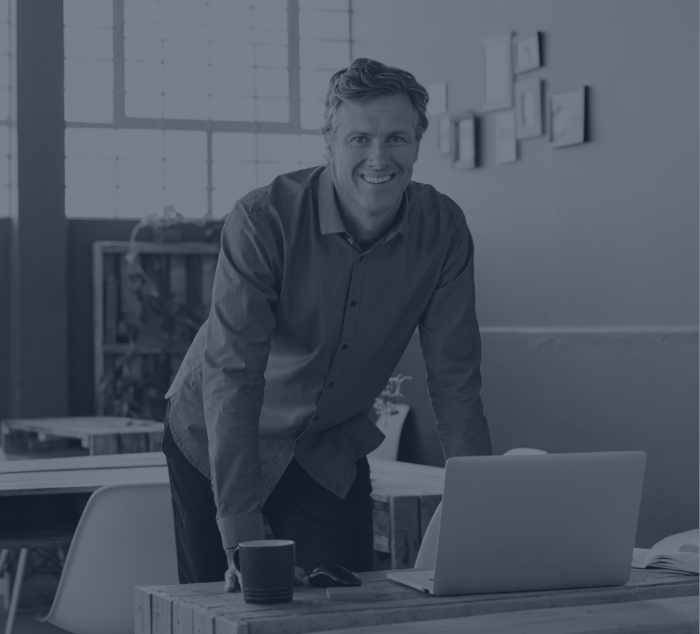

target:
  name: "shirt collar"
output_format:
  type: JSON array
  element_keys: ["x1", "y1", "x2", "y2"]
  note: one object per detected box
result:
[{"x1": 317, "y1": 165, "x2": 409, "y2": 240}]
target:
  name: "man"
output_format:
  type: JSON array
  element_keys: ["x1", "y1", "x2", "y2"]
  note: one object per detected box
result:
[{"x1": 162, "y1": 58, "x2": 491, "y2": 591}]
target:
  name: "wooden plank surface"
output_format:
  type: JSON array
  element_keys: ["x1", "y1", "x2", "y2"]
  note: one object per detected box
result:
[
  {"x1": 135, "y1": 569, "x2": 699, "y2": 634},
  {"x1": 311, "y1": 596, "x2": 700, "y2": 634},
  {"x1": 0, "y1": 451, "x2": 166, "y2": 473}
]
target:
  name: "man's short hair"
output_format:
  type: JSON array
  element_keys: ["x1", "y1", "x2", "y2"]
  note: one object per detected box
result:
[{"x1": 321, "y1": 58, "x2": 430, "y2": 143}]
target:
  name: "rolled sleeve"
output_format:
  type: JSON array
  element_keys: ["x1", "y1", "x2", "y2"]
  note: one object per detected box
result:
[
  {"x1": 203, "y1": 198, "x2": 282, "y2": 549},
  {"x1": 418, "y1": 210, "x2": 492, "y2": 460}
]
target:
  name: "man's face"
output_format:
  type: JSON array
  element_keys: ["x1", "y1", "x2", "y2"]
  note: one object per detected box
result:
[{"x1": 325, "y1": 93, "x2": 420, "y2": 221}]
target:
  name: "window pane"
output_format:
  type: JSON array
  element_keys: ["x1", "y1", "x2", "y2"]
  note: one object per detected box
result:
[
  {"x1": 125, "y1": 38, "x2": 163, "y2": 62},
  {"x1": 164, "y1": 160, "x2": 207, "y2": 188},
  {"x1": 0, "y1": 88, "x2": 7, "y2": 120},
  {"x1": 0, "y1": 185, "x2": 9, "y2": 217},
  {"x1": 300, "y1": 133, "x2": 325, "y2": 165},
  {"x1": 209, "y1": 95, "x2": 256, "y2": 121},
  {"x1": 159, "y1": 4, "x2": 207, "y2": 27},
  {"x1": 163, "y1": 63, "x2": 209, "y2": 95},
  {"x1": 256, "y1": 68, "x2": 288, "y2": 98},
  {"x1": 64, "y1": 0, "x2": 113, "y2": 28},
  {"x1": 209, "y1": 65, "x2": 255, "y2": 96},
  {"x1": 123, "y1": 1, "x2": 160, "y2": 25},
  {"x1": 209, "y1": 42, "x2": 255, "y2": 66},
  {"x1": 117, "y1": 129, "x2": 163, "y2": 159},
  {"x1": 207, "y1": 6, "x2": 253, "y2": 28},
  {"x1": 164, "y1": 93, "x2": 209, "y2": 120},
  {"x1": 256, "y1": 97, "x2": 288, "y2": 122},
  {"x1": 64, "y1": 90, "x2": 113, "y2": 123},
  {"x1": 65, "y1": 128, "x2": 117, "y2": 158},
  {"x1": 252, "y1": 8, "x2": 287, "y2": 30},
  {"x1": 300, "y1": 98, "x2": 324, "y2": 130},
  {"x1": 299, "y1": 10, "x2": 349, "y2": 41},
  {"x1": 65, "y1": 59, "x2": 113, "y2": 92},
  {"x1": 256, "y1": 133, "x2": 299, "y2": 162},
  {"x1": 117, "y1": 187, "x2": 164, "y2": 218},
  {"x1": 213, "y1": 132, "x2": 257, "y2": 161},
  {"x1": 126, "y1": 92, "x2": 163, "y2": 118},
  {"x1": 65, "y1": 186, "x2": 118, "y2": 218},
  {"x1": 212, "y1": 161, "x2": 257, "y2": 189},
  {"x1": 125, "y1": 61, "x2": 162, "y2": 93},
  {"x1": 300, "y1": 68, "x2": 332, "y2": 100},
  {"x1": 64, "y1": 27, "x2": 113, "y2": 60},
  {"x1": 164, "y1": 130, "x2": 207, "y2": 161},
  {"x1": 163, "y1": 187, "x2": 208, "y2": 217},
  {"x1": 163, "y1": 39, "x2": 209, "y2": 64},
  {"x1": 66, "y1": 157, "x2": 117, "y2": 187},
  {"x1": 118, "y1": 158, "x2": 164, "y2": 187},
  {"x1": 255, "y1": 44, "x2": 287, "y2": 68},
  {"x1": 299, "y1": 40, "x2": 349, "y2": 70},
  {"x1": 299, "y1": 0, "x2": 349, "y2": 10}
]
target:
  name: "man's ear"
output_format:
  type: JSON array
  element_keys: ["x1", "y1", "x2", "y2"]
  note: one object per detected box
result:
[{"x1": 322, "y1": 132, "x2": 334, "y2": 164}]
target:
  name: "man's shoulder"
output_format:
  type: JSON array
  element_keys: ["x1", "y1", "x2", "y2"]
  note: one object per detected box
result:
[
  {"x1": 236, "y1": 166, "x2": 324, "y2": 217},
  {"x1": 408, "y1": 180, "x2": 467, "y2": 225}
]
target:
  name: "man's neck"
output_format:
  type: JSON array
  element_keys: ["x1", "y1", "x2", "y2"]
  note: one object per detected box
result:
[{"x1": 333, "y1": 191, "x2": 402, "y2": 251}]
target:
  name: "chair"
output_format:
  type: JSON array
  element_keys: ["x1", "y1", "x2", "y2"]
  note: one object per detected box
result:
[
  {"x1": 35, "y1": 483, "x2": 178, "y2": 634},
  {"x1": 368, "y1": 404, "x2": 410, "y2": 461},
  {"x1": 414, "y1": 448, "x2": 548, "y2": 569}
]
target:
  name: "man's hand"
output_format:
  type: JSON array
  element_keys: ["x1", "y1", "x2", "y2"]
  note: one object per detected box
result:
[{"x1": 224, "y1": 560, "x2": 306, "y2": 593}]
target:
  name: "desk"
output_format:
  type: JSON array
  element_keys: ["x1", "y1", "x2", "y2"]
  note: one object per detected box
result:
[
  {"x1": 135, "y1": 569, "x2": 699, "y2": 634},
  {"x1": 0, "y1": 455, "x2": 442, "y2": 569},
  {"x1": 1, "y1": 417, "x2": 164, "y2": 456}
]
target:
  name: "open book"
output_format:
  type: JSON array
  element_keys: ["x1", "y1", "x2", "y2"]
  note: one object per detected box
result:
[{"x1": 632, "y1": 528, "x2": 698, "y2": 574}]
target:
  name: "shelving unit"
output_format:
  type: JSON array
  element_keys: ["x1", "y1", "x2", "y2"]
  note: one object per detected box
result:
[{"x1": 93, "y1": 241, "x2": 220, "y2": 421}]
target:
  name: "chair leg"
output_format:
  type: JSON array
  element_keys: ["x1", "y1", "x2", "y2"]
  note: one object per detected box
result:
[{"x1": 4, "y1": 549, "x2": 28, "y2": 634}]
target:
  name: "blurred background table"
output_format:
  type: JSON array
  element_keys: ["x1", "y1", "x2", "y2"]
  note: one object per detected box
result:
[{"x1": 0, "y1": 417, "x2": 164, "y2": 458}]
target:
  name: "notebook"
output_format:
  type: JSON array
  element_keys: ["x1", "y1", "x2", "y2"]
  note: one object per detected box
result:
[{"x1": 386, "y1": 451, "x2": 646, "y2": 596}]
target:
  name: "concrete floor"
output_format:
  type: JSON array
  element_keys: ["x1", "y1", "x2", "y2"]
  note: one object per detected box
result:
[{"x1": 1, "y1": 612, "x2": 67, "y2": 634}]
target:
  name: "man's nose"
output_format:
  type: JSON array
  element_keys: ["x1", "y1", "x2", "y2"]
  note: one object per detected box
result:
[{"x1": 365, "y1": 140, "x2": 389, "y2": 169}]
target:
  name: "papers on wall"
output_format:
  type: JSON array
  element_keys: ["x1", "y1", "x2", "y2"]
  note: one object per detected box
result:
[
  {"x1": 482, "y1": 32, "x2": 513, "y2": 112},
  {"x1": 426, "y1": 82, "x2": 448, "y2": 117}
]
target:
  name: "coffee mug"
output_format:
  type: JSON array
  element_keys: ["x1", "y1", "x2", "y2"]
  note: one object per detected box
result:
[{"x1": 232, "y1": 539, "x2": 295, "y2": 604}]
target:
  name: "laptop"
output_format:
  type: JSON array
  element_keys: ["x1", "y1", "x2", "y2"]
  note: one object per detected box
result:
[{"x1": 386, "y1": 451, "x2": 646, "y2": 596}]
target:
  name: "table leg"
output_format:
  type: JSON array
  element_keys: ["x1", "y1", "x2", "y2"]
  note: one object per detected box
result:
[{"x1": 4, "y1": 549, "x2": 28, "y2": 634}]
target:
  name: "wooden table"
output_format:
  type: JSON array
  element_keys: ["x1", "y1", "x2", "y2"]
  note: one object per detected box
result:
[
  {"x1": 135, "y1": 569, "x2": 699, "y2": 634},
  {"x1": 0, "y1": 416, "x2": 164, "y2": 456},
  {"x1": 0, "y1": 454, "x2": 443, "y2": 569}
]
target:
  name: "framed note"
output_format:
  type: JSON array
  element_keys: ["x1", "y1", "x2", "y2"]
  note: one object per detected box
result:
[
  {"x1": 514, "y1": 78, "x2": 543, "y2": 139},
  {"x1": 438, "y1": 115, "x2": 452, "y2": 156},
  {"x1": 494, "y1": 110, "x2": 517, "y2": 164},
  {"x1": 482, "y1": 32, "x2": 513, "y2": 112},
  {"x1": 427, "y1": 82, "x2": 448, "y2": 117},
  {"x1": 513, "y1": 32, "x2": 542, "y2": 74},
  {"x1": 453, "y1": 111, "x2": 477, "y2": 170},
  {"x1": 549, "y1": 87, "x2": 587, "y2": 148}
]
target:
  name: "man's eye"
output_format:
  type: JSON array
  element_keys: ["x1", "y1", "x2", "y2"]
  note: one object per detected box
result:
[
  {"x1": 389, "y1": 136, "x2": 407, "y2": 143},
  {"x1": 351, "y1": 136, "x2": 369, "y2": 143}
]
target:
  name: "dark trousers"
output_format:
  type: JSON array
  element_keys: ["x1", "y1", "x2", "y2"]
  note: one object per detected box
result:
[{"x1": 162, "y1": 418, "x2": 374, "y2": 584}]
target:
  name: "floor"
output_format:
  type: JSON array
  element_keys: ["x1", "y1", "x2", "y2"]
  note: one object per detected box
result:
[{"x1": 1, "y1": 612, "x2": 67, "y2": 634}]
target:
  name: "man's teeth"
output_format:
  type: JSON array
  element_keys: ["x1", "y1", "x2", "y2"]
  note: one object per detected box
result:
[{"x1": 362, "y1": 175, "x2": 393, "y2": 184}]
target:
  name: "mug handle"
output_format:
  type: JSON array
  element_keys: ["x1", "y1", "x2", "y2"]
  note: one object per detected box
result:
[{"x1": 232, "y1": 547, "x2": 241, "y2": 575}]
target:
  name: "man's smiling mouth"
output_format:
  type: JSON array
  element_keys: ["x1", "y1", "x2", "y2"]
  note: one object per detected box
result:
[{"x1": 360, "y1": 174, "x2": 395, "y2": 184}]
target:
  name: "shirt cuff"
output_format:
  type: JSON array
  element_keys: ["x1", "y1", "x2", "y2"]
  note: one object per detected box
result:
[{"x1": 217, "y1": 513, "x2": 266, "y2": 550}]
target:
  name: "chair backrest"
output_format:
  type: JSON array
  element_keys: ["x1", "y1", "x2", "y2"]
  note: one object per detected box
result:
[
  {"x1": 41, "y1": 482, "x2": 178, "y2": 634},
  {"x1": 414, "y1": 448, "x2": 547, "y2": 569}
]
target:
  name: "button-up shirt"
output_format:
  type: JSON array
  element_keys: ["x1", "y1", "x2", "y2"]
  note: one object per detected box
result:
[{"x1": 165, "y1": 165, "x2": 491, "y2": 550}]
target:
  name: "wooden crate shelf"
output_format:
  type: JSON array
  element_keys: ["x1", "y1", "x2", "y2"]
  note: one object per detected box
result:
[{"x1": 93, "y1": 241, "x2": 220, "y2": 421}]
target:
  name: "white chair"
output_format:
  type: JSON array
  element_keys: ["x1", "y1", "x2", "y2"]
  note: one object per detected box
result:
[
  {"x1": 414, "y1": 448, "x2": 548, "y2": 569},
  {"x1": 368, "y1": 404, "x2": 410, "y2": 461},
  {"x1": 36, "y1": 482, "x2": 178, "y2": 634}
]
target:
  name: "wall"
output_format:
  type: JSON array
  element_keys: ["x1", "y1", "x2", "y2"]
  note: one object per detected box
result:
[
  {"x1": 0, "y1": 218, "x2": 10, "y2": 420},
  {"x1": 352, "y1": 0, "x2": 698, "y2": 547}
]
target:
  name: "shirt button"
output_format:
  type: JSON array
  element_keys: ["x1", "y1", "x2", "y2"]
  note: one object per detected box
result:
[
  {"x1": 350, "y1": 301, "x2": 357, "y2": 307},
  {"x1": 328, "y1": 383, "x2": 335, "y2": 388},
  {"x1": 341, "y1": 344, "x2": 348, "y2": 350}
]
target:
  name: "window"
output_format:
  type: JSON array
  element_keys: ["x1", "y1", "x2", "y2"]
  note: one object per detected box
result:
[
  {"x1": 64, "y1": 0, "x2": 350, "y2": 219},
  {"x1": 0, "y1": 0, "x2": 16, "y2": 218}
]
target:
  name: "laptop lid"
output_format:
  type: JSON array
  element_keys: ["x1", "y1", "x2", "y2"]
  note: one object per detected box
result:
[{"x1": 432, "y1": 451, "x2": 646, "y2": 596}]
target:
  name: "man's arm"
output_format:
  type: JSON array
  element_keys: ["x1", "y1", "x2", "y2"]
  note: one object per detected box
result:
[
  {"x1": 202, "y1": 199, "x2": 282, "y2": 552},
  {"x1": 418, "y1": 208, "x2": 492, "y2": 459}
]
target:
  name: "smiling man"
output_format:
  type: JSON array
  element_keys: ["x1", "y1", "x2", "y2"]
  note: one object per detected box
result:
[{"x1": 162, "y1": 58, "x2": 492, "y2": 591}]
